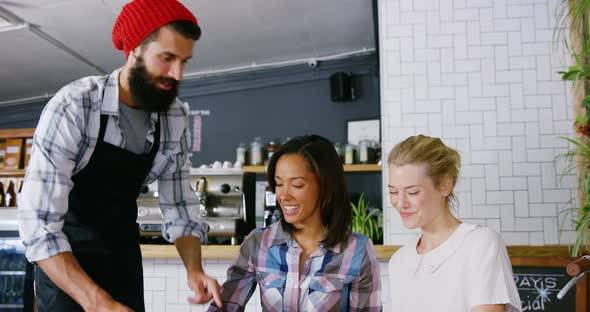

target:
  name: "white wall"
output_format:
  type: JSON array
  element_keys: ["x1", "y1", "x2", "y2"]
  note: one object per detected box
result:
[
  {"x1": 378, "y1": 0, "x2": 578, "y2": 246},
  {"x1": 142, "y1": 258, "x2": 391, "y2": 312}
]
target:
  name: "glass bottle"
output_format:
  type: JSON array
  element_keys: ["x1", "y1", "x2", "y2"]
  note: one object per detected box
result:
[
  {"x1": 5, "y1": 181, "x2": 16, "y2": 207},
  {"x1": 359, "y1": 140, "x2": 369, "y2": 164},
  {"x1": 344, "y1": 143, "x2": 356, "y2": 165},
  {"x1": 250, "y1": 137, "x2": 264, "y2": 166},
  {"x1": 0, "y1": 182, "x2": 4, "y2": 207},
  {"x1": 236, "y1": 143, "x2": 248, "y2": 164}
]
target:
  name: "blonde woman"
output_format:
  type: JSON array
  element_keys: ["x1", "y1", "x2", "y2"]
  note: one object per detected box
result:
[{"x1": 387, "y1": 135, "x2": 521, "y2": 312}]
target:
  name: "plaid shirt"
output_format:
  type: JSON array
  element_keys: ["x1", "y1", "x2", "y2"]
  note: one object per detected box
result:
[
  {"x1": 17, "y1": 68, "x2": 208, "y2": 262},
  {"x1": 208, "y1": 222, "x2": 381, "y2": 312}
]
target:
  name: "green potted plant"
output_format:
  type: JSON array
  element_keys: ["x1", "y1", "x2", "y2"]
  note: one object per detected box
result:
[
  {"x1": 351, "y1": 194, "x2": 382, "y2": 242},
  {"x1": 556, "y1": 0, "x2": 590, "y2": 256},
  {"x1": 562, "y1": 138, "x2": 590, "y2": 256}
]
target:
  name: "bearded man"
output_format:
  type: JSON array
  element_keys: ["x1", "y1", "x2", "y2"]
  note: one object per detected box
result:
[{"x1": 18, "y1": 1, "x2": 221, "y2": 311}]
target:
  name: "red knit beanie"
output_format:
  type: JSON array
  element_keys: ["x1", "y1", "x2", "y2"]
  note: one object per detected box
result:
[{"x1": 112, "y1": 0, "x2": 198, "y2": 58}]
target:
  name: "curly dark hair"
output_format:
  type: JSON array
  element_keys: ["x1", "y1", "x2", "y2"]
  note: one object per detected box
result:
[{"x1": 266, "y1": 135, "x2": 351, "y2": 248}]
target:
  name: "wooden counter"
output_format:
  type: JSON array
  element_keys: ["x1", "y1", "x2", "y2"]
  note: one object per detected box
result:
[
  {"x1": 141, "y1": 244, "x2": 573, "y2": 261},
  {"x1": 142, "y1": 244, "x2": 587, "y2": 312},
  {"x1": 141, "y1": 244, "x2": 399, "y2": 259}
]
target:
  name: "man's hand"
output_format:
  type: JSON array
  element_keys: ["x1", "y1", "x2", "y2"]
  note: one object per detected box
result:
[
  {"x1": 91, "y1": 292, "x2": 134, "y2": 312},
  {"x1": 174, "y1": 236, "x2": 223, "y2": 308},
  {"x1": 37, "y1": 253, "x2": 134, "y2": 311},
  {"x1": 186, "y1": 270, "x2": 222, "y2": 307}
]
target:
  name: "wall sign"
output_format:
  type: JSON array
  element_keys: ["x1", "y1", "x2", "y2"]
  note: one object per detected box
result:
[
  {"x1": 511, "y1": 257, "x2": 587, "y2": 312},
  {"x1": 347, "y1": 119, "x2": 380, "y2": 145}
]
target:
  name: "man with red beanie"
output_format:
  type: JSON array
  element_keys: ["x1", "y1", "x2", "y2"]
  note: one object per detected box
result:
[{"x1": 18, "y1": 1, "x2": 221, "y2": 311}]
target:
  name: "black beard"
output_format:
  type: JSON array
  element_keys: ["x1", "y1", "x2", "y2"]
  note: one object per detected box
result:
[{"x1": 128, "y1": 56, "x2": 179, "y2": 113}]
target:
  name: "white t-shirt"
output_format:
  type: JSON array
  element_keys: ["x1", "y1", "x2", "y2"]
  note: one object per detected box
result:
[{"x1": 388, "y1": 223, "x2": 522, "y2": 312}]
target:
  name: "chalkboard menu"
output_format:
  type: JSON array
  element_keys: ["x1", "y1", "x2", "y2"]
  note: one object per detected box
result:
[{"x1": 513, "y1": 266, "x2": 576, "y2": 311}]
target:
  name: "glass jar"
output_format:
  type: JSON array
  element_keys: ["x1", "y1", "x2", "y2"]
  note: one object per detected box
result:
[
  {"x1": 236, "y1": 143, "x2": 248, "y2": 164},
  {"x1": 250, "y1": 137, "x2": 264, "y2": 166},
  {"x1": 359, "y1": 140, "x2": 369, "y2": 164},
  {"x1": 344, "y1": 143, "x2": 356, "y2": 165}
]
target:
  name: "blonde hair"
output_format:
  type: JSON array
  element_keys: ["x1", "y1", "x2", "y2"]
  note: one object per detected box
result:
[{"x1": 388, "y1": 135, "x2": 461, "y2": 208}]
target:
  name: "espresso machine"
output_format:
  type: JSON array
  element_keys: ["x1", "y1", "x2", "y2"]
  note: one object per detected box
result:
[{"x1": 136, "y1": 168, "x2": 255, "y2": 245}]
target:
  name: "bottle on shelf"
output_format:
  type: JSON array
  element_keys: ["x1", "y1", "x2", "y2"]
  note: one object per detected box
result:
[
  {"x1": 249, "y1": 137, "x2": 264, "y2": 166},
  {"x1": 236, "y1": 143, "x2": 248, "y2": 165},
  {"x1": 359, "y1": 140, "x2": 369, "y2": 164},
  {"x1": 5, "y1": 181, "x2": 16, "y2": 207},
  {"x1": 344, "y1": 143, "x2": 356, "y2": 165},
  {"x1": 0, "y1": 182, "x2": 4, "y2": 207},
  {"x1": 359, "y1": 140, "x2": 377, "y2": 164}
]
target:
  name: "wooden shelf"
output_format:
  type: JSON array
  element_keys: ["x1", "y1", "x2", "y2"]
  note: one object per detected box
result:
[
  {"x1": 242, "y1": 165, "x2": 266, "y2": 173},
  {"x1": 0, "y1": 128, "x2": 35, "y2": 174},
  {"x1": 0, "y1": 128, "x2": 34, "y2": 139},
  {"x1": 243, "y1": 164, "x2": 381, "y2": 174},
  {"x1": 141, "y1": 244, "x2": 240, "y2": 259},
  {"x1": 343, "y1": 164, "x2": 382, "y2": 172},
  {"x1": 0, "y1": 169, "x2": 25, "y2": 177},
  {"x1": 141, "y1": 244, "x2": 574, "y2": 260},
  {"x1": 142, "y1": 244, "x2": 396, "y2": 260}
]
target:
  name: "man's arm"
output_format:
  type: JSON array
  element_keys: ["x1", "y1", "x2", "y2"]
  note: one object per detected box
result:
[
  {"x1": 157, "y1": 102, "x2": 219, "y2": 306},
  {"x1": 18, "y1": 93, "x2": 81, "y2": 263},
  {"x1": 174, "y1": 236, "x2": 222, "y2": 307},
  {"x1": 20, "y1": 91, "x2": 133, "y2": 311},
  {"x1": 37, "y1": 253, "x2": 132, "y2": 312}
]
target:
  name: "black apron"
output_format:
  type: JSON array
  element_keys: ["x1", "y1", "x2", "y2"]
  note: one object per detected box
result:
[{"x1": 35, "y1": 114, "x2": 159, "y2": 312}]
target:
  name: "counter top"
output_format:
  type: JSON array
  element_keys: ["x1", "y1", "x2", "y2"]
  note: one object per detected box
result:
[
  {"x1": 141, "y1": 244, "x2": 399, "y2": 260},
  {"x1": 141, "y1": 244, "x2": 573, "y2": 261}
]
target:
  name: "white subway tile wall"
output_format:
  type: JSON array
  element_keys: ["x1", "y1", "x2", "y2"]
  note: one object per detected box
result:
[
  {"x1": 378, "y1": 0, "x2": 578, "y2": 245},
  {"x1": 143, "y1": 258, "x2": 391, "y2": 312}
]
